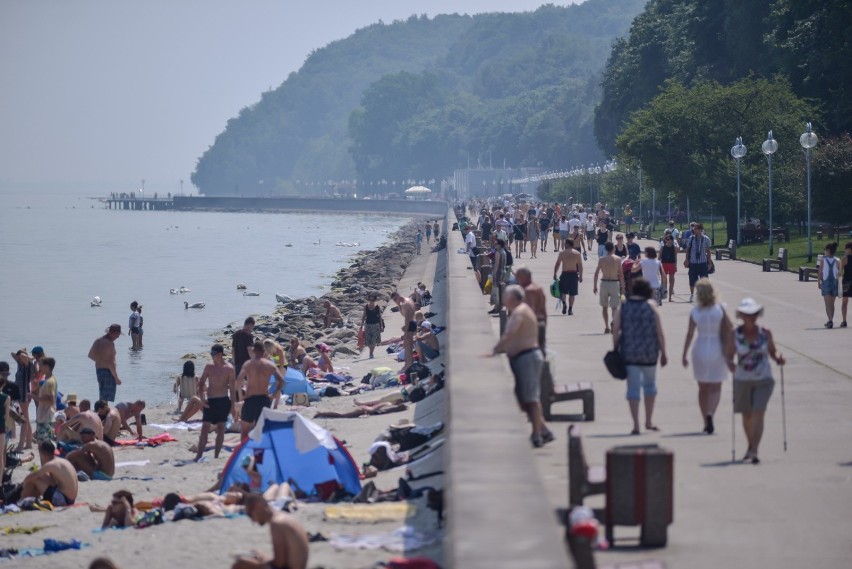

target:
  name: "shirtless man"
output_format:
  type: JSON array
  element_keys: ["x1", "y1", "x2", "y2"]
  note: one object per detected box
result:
[
  {"x1": 58, "y1": 408, "x2": 104, "y2": 442},
  {"x1": 593, "y1": 241, "x2": 625, "y2": 334},
  {"x1": 21, "y1": 440, "x2": 78, "y2": 506},
  {"x1": 514, "y1": 267, "x2": 548, "y2": 352},
  {"x1": 391, "y1": 292, "x2": 417, "y2": 372},
  {"x1": 321, "y1": 301, "x2": 343, "y2": 329},
  {"x1": 238, "y1": 342, "x2": 284, "y2": 439},
  {"x1": 95, "y1": 400, "x2": 123, "y2": 444},
  {"x1": 287, "y1": 338, "x2": 306, "y2": 368},
  {"x1": 66, "y1": 427, "x2": 115, "y2": 479},
  {"x1": 88, "y1": 324, "x2": 122, "y2": 402},
  {"x1": 490, "y1": 285, "x2": 553, "y2": 447},
  {"x1": 195, "y1": 344, "x2": 237, "y2": 461},
  {"x1": 232, "y1": 494, "x2": 309, "y2": 569},
  {"x1": 115, "y1": 400, "x2": 146, "y2": 440},
  {"x1": 553, "y1": 238, "x2": 583, "y2": 315}
]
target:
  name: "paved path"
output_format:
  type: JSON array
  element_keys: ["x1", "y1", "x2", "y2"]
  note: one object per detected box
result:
[{"x1": 500, "y1": 238, "x2": 852, "y2": 568}]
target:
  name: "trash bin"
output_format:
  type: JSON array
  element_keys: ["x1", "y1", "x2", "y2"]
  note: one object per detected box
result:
[{"x1": 605, "y1": 444, "x2": 673, "y2": 547}]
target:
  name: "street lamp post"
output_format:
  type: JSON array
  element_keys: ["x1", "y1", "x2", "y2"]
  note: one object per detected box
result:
[
  {"x1": 762, "y1": 131, "x2": 779, "y2": 255},
  {"x1": 800, "y1": 122, "x2": 818, "y2": 262},
  {"x1": 731, "y1": 137, "x2": 747, "y2": 245},
  {"x1": 637, "y1": 164, "x2": 643, "y2": 227}
]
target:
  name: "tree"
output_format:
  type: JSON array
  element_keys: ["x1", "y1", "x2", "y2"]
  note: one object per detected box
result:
[
  {"x1": 616, "y1": 77, "x2": 817, "y2": 239},
  {"x1": 811, "y1": 134, "x2": 852, "y2": 227}
]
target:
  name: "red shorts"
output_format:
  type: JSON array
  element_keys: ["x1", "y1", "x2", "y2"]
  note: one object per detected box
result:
[{"x1": 662, "y1": 262, "x2": 677, "y2": 275}]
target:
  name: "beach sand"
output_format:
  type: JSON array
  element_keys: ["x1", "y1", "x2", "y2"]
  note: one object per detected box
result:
[{"x1": 3, "y1": 225, "x2": 446, "y2": 569}]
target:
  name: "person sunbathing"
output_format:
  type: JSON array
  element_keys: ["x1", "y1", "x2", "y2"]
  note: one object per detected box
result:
[
  {"x1": 66, "y1": 427, "x2": 115, "y2": 479},
  {"x1": 313, "y1": 401, "x2": 407, "y2": 419},
  {"x1": 353, "y1": 392, "x2": 406, "y2": 407},
  {"x1": 102, "y1": 490, "x2": 137, "y2": 528}
]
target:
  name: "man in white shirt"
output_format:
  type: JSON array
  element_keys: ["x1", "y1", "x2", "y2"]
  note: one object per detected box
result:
[{"x1": 465, "y1": 226, "x2": 478, "y2": 269}]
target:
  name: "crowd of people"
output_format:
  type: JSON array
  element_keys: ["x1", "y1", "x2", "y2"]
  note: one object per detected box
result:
[{"x1": 458, "y1": 198, "x2": 849, "y2": 463}]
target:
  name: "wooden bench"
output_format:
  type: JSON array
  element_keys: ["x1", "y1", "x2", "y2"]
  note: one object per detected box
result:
[
  {"x1": 541, "y1": 361, "x2": 594, "y2": 421},
  {"x1": 568, "y1": 425, "x2": 605, "y2": 506},
  {"x1": 715, "y1": 239, "x2": 736, "y2": 260},
  {"x1": 762, "y1": 248, "x2": 788, "y2": 272},
  {"x1": 799, "y1": 264, "x2": 819, "y2": 282}
]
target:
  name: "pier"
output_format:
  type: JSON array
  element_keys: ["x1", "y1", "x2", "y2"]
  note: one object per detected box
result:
[{"x1": 104, "y1": 195, "x2": 174, "y2": 210}]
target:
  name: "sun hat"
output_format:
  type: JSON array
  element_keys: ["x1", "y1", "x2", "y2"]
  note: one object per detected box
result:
[
  {"x1": 63, "y1": 393, "x2": 78, "y2": 405},
  {"x1": 420, "y1": 321, "x2": 433, "y2": 330},
  {"x1": 736, "y1": 297, "x2": 763, "y2": 316},
  {"x1": 388, "y1": 418, "x2": 414, "y2": 430}
]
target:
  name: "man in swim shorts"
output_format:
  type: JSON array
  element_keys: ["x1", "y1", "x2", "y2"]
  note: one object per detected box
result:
[
  {"x1": 195, "y1": 344, "x2": 237, "y2": 461},
  {"x1": 392, "y1": 291, "x2": 417, "y2": 372},
  {"x1": 88, "y1": 324, "x2": 122, "y2": 401},
  {"x1": 21, "y1": 440, "x2": 78, "y2": 507},
  {"x1": 238, "y1": 342, "x2": 284, "y2": 439},
  {"x1": 232, "y1": 493, "x2": 309, "y2": 569},
  {"x1": 66, "y1": 427, "x2": 115, "y2": 479},
  {"x1": 554, "y1": 238, "x2": 583, "y2": 315}
]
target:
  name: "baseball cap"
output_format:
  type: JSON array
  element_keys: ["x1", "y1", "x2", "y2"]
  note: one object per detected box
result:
[{"x1": 31, "y1": 346, "x2": 45, "y2": 356}]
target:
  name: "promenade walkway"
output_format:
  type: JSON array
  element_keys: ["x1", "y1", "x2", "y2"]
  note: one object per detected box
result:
[{"x1": 507, "y1": 237, "x2": 852, "y2": 568}]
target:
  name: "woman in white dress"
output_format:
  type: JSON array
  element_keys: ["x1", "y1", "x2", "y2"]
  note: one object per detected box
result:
[{"x1": 682, "y1": 279, "x2": 735, "y2": 434}]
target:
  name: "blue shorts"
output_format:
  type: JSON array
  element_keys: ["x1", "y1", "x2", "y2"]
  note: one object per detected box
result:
[
  {"x1": 821, "y1": 279, "x2": 839, "y2": 297},
  {"x1": 96, "y1": 368, "x2": 117, "y2": 402},
  {"x1": 626, "y1": 365, "x2": 658, "y2": 401}
]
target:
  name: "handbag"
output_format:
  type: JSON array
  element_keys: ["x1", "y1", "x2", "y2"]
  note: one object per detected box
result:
[{"x1": 604, "y1": 343, "x2": 627, "y2": 380}]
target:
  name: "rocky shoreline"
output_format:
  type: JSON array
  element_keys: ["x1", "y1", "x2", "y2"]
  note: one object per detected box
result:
[{"x1": 208, "y1": 221, "x2": 419, "y2": 360}]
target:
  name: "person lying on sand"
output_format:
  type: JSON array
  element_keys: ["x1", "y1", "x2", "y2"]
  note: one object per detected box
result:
[
  {"x1": 231, "y1": 493, "x2": 309, "y2": 569},
  {"x1": 66, "y1": 427, "x2": 115, "y2": 479},
  {"x1": 102, "y1": 490, "x2": 137, "y2": 528},
  {"x1": 313, "y1": 402, "x2": 407, "y2": 419}
]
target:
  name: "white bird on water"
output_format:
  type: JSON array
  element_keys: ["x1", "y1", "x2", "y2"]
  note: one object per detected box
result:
[
  {"x1": 184, "y1": 301, "x2": 205, "y2": 309},
  {"x1": 312, "y1": 238, "x2": 321, "y2": 245},
  {"x1": 236, "y1": 284, "x2": 247, "y2": 290},
  {"x1": 169, "y1": 289, "x2": 178, "y2": 295},
  {"x1": 179, "y1": 286, "x2": 191, "y2": 293},
  {"x1": 243, "y1": 291, "x2": 260, "y2": 297},
  {"x1": 90, "y1": 296, "x2": 102, "y2": 307}
]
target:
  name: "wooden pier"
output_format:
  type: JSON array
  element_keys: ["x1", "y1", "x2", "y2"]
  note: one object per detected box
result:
[{"x1": 104, "y1": 196, "x2": 174, "y2": 210}]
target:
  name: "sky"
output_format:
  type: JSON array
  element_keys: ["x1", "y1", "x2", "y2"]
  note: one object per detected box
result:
[{"x1": 0, "y1": 0, "x2": 577, "y2": 195}]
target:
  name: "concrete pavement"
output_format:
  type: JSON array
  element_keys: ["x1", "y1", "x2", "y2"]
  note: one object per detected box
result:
[{"x1": 506, "y1": 237, "x2": 852, "y2": 568}]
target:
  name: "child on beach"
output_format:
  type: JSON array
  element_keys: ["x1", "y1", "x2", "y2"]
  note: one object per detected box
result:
[{"x1": 174, "y1": 361, "x2": 198, "y2": 412}]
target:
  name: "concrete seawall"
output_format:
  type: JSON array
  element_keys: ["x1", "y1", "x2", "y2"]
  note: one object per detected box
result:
[{"x1": 173, "y1": 196, "x2": 448, "y2": 216}]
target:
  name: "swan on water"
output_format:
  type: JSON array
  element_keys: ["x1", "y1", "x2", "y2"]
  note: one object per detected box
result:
[
  {"x1": 312, "y1": 238, "x2": 321, "y2": 245},
  {"x1": 169, "y1": 288, "x2": 178, "y2": 295},
  {"x1": 90, "y1": 296, "x2": 102, "y2": 307},
  {"x1": 236, "y1": 284, "x2": 247, "y2": 290},
  {"x1": 184, "y1": 301, "x2": 205, "y2": 309},
  {"x1": 285, "y1": 243, "x2": 293, "y2": 247},
  {"x1": 275, "y1": 294, "x2": 294, "y2": 303},
  {"x1": 243, "y1": 291, "x2": 260, "y2": 297},
  {"x1": 179, "y1": 286, "x2": 190, "y2": 293}
]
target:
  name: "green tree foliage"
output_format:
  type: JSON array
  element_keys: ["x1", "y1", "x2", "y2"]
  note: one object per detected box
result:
[
  {"x1": 193, "y1": 0, "x2": 646, "y2": 195},
  {"x1": 595, "y1": 0, "x2": 852, "y2": 155},
  {"x1": 616, "y1": 78, "x2": 817, "y2": 239},
  {"x1": 811, "y1": 134, "x2": 852, "y2": 226}
]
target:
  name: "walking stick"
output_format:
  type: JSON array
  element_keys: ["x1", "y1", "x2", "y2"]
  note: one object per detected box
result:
[
  {"x1": 731, "y1": 380, "x2": 736, "y2": 463},
  {"x1": 780, "y1": 365, "x2": 788, "y2": 452}
]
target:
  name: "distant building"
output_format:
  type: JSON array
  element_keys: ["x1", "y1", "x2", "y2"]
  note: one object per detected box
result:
[{"x1": 453, "y1": 167, "x2": 547, "y2": 199}]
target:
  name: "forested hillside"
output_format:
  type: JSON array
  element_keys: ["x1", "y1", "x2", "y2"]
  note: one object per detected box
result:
[{"x1": 191, "y1": 0, "x2": 646, "y2": 195}]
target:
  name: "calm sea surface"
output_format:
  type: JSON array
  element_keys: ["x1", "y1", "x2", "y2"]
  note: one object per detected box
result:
[{"x1": 0, "y1": 192, "x2": 409, "y2": 405}]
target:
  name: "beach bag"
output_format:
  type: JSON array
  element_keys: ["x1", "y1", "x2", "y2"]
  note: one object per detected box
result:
[
  {"x1": 292, "y1": 392, "x2": 310, "y2": 407},
  {"x1": 550, "y1": 278, "x2": 560, "y2": 299},
  {"x1": 604, "y1": 348, "x2": 627, "y2": 380},
  {"x1": 357, "y1": 328, "x2": 366, "y2": 351}
]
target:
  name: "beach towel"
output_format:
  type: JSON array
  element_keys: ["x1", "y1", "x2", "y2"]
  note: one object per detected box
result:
[
  {"x1": 115, "y1": 460, "x2": 150, "y2": 468},
  {"x1": 328, "y1": 525, "x2": 439, "y2": 552},
  {"x1": 148, "y1": 421, "x2": 203, "y2": 431},
  {"x1": 113, "y1": 433, "x2": 177, "y2": 446},
  {"x1": 324, "y1": 502, "x2": 414, "y2": 522}
]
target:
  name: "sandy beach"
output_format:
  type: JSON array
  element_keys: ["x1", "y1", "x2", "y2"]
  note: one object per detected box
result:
[{"x1": 2, "y1": 222, "x2": 447, "y2": 569}]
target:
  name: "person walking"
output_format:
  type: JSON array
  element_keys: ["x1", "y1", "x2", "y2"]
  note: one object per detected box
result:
[
  {"x1": 659, "y1": 233, "x2": 679, "y2": 302},
  {"x1": 359, "y1": 293, "x2": 383, "y2": 359},
  {"x1": 818, "y1": 242, "x2": 840, "y2": 328},
  {"x1": 527, "y1": 216, "x2": 539, "y2": 259},
  {"x1": 553, "y1": 239, "x2": 583, "y2": 315},
  {"x1": 732, "y1": 298, "x2": 785, "y2": 464},
  {"x1": 681, "y1": 279, "x2": 734, "y2": 434},
  {"x1": 684, "y1": 223, "x2": 712, "y2": 302},
  {"x1": 612, "y1": 278, "x2": 668, "y2": 434},
  {"x1": 633, "y1": 247, "x2": 666, "y2": 306},
  {"x1": 425, "y1": 222, "x2": 432, "y2": 245},
  {"x1": 841, "y1": 241, "x2": 851, "y2": 327},
  {"x1": 10, "y1": 348, "x2": 35, "y2": 450},
  {"x1": 593, "y1": 242, "x2": 624, "y2": 334}
]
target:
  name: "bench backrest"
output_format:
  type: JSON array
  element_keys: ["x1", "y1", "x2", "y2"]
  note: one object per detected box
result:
[
  {"x1": 728, "y1": 239, "x2": 735, "y2": 248},
  {"x1": 778, "y1": 248, "x2": 788, "y2": 259},
  {"x1": 568, "y1": 425, "x2": 590, "y2": 505}
]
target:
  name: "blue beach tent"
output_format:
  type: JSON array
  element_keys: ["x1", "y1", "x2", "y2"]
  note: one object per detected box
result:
[
  {"x1": 269, "y1": 367, "x2": 317, "y2": 397},
  {"x1": 219, "y1": 409, "x2": 361, "y2": 498}
]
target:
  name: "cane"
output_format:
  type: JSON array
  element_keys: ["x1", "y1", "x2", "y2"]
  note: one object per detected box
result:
[
  {"x1": 731, "y1": 380, "x2": 736, "y2": 463},
  {"x1": 780, "y1": 365, "x2": 788, "y2": 452}
]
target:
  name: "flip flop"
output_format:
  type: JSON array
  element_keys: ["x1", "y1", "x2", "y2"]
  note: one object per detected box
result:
[{"x1": 646, "y1": 426, "x2": 660, "y2": 431}]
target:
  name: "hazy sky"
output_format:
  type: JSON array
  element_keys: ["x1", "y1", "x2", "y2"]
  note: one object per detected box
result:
[{"x1": 0, "y1": 1, "x2": 576, "y2": 194}]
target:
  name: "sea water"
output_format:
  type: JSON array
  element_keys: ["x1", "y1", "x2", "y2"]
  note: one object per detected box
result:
[{"x1": 0, "y1": 192, "x2": 409, "y2": 405}]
